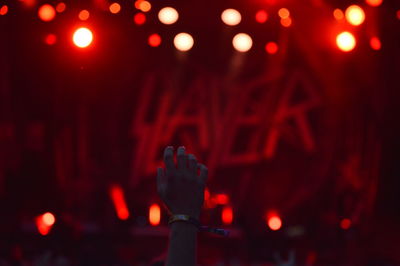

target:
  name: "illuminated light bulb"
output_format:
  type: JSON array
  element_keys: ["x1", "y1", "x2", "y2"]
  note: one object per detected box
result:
[
  {"x1": 38, "y1": 4, "x2": 56, "y2": 22},
  {"x1": 221, "y1": 9, "x2": 242, "y2": 26},
  {"x1": 365, "y1": 0, "x2": 383, "y2": 7},
  {"x1": 158, "y1": 7, "x2": 179, "y2": 25},
  {"x1": 174, "y1": 33, "x2": 194, "y2": 52},
  {"x1": 44, "y1": 34, "x2": 57, "y2": 45},
  {"x1": 232, "y1": 33, "x2": 253, "y2": 52},
  {"x1": 73, "y1": 27, "x2": 93, "y2": 48},
  {"x1": 56, "y1": 2, "x2": 66, "y2": 13},
  {"x1": 370, "y1": 37, "x2": 381, "y2": 50},
  {"x1": 255, "y1": 10, "x2": 268, "y2": 23},
  {"x1": 78, "y1": 10, "x2": 90, "y2": 21},
  {"x1": 134, "y1": 13, "x2": 146, "y2": 25},
  {"x1": 345, "y1": 5, "x2": 365, "y2": 26},
  {"x1": 280, "y1": 17, "x2": 292, "y2": 27},
  {"x1": 109, "y1": 2, "x2": 121, "y2": 14},
  {"x1": 268, "y1": 215, "x2": 282, "y2": 230},
  {"x1": 148, "y1": 33, "x2": 162, "y2": 47},
  {"x1": 278, "y1": 8, "x2": 290, "y2": 19},
  {"x1": 222, "y1": 206, "x2": 233, "y2": 225},
  {"x1": 149, "y1": 204, "x2": 161, "y2": 226},
  {"x1": 265, "y1": 42, "x2": 278, "y2": 54},
  {"x1": 0, "y1": 5, "x2": 8, "y2": 15},
  {"x1": 336, "y1": 31, "x2": 356, "y2": 52},
  {"x1": 333, "y1": 9, "x2": 344, "y2": 20}
]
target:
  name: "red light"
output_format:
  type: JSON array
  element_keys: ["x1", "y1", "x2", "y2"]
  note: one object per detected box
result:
[
  {"x1": 109, "y1": 2, "x2": 121, "y2": 14},
  {"x1": 265, "y1": 42, "x2": 278, "y2": 54},
  {"x1": 365, "y1": 0, "x2": 383, "y2": 7},
  {"x1": 255, "y1": 10, "x2": 268, "y2": 23},
  {"x1": 56, "y1": 2, "x2": 66, "y2": 13},
  {"x1": 278, "y1": 8, "x2": 290, "y2": 19},
  {"x1": 266, "y1": 211, "x2": 282, "y2": 231},
  {"x1": 134, "y1": 13, "x2": 146, "y2": 25},
  {"x1": 109, "y1": 184, "x2": 130, "y2": 220},
  {"x1": 215, "y1": 194, "x2": 229, "y2": 205},
  {"x1": 148, "y1": 33, "x2": 162, "y2": 47},
  {"x1": 149, "y1": 204, "x2": 161, "y2": 226},
  {"x1": 336, "y1": 31, "x2": 356, "y2": 52},
  {"x1": 42, "y1": 212, "x2": 55, "y2": 226},
  {"x1": 0, "y1": 5, "x2": 8, "y2": 15},
  {"x1": 222, "y1": 206, "x2": 233, "y2": 225},
  {"x1": 280, "y1": 17, "x2": 292, "y2": 27},
  {"x1": 137, "y1": 1, "x2": 151, "y2": 12},
  {"x1": 204, "y1": 188, "x2": 210, "y2": 201},
  {"x1": 38, "y1": 4, "x2": 56, "y2": 22},
  {"x1": 345, "y1": 5, "x2": 365, "y2": 26},
  {"x1": 35, "y1": 212, "x2": 56, "y2": 236},
  {"x1": 370, "y1": 37, "x2": 381, "y2": 50},
  {"x1": 397, "y1": 10, "x2": 400, "y2": 20},
  {"x1": 73, "y1": 27, "x2": 93, "y2": 48},
  {"x1": 333, "y1": 9, "x2": 344, "y2": 20},
  {"x1": 44, "y1": 34, "x2": 57, "y2": 45},
  {"x1": 340, "y1": 218, "x2": 351, "y2": 229},
  {"x1": 78, "y1": 10, "x2": 90, "y2": 21}
]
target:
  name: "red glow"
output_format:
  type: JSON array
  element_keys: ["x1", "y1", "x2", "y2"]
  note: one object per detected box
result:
[
  {"x1": 280, "y1": 17, "x2": 292, "y2": 27},
  {"x1": 78, "y1": 10, "x2": 90, "y2": 21},
  {"x1": 148, "y1": 33, "x2": 162, "y2": 47},
  {"x1": 255, "y1": 10, "x2": 268, "y2": 23},
  {"x1": 204, "y1": 188, "x2": 210, "y2": 201},
  {"x1": 267, "y1": 211, "x2": 282, "y2": 231},
  {"x1": 340, "y1": 218, "x2": 351, "y2": 229},
  {"x1": 134, "y1": 13, "x2": 146, "y2": 25},
  {"x1": 336, "y1": 31, "x2": 356, "y2": 52},
  {"x1": 333, "y1": 9, "x2": 344, "y2": 20},
  {"x1": 366, "y1": 0, "x2": 383, "y2": 7},
  {"x1": 73, "y1": 27, "x2": 93, "y2": 48},
  {"x1": 222, "y1": 206, "x2": 233, "y2": 225},
  {"x1": 265, "y1": 42, "x2": 278, "y2": 54},
  {"x1": 345, "y1": 5, "x2": 365, "y2": 26},
  {"x1": 215, "y1": 194, "x2": 229, "y2": 205},
  {"x1": 35, "y1": 212, "x2": 56, "y2": 236},
  {"x1": 38, "y1": 4, "x2": 56, "y2": 22},
  {"x1": 138, "y1": 1, "x2": 151, "y2": 12},
  {"x1": 109, "y1": 2, "x2": 121, "y2": 14},
  {"x1": 42, "y1": 212, "x2": 55, "y2": 226},
  {"x1": 149, "y1": 204, "x2": 161, "y2": 226},
  {"x1": 56, "y1": 2, "x2": 66, "y2": 13},
  {"x1": 44, "y1": 34, "x2": 57, "y2": 45},
  {"x1": 109, "y1": 184, "x2": 130, "y2": 220},
  {"x1": 0, "y1": 5, "x2": 8, "y2": 15},
  {"x1": 278, "y1": 8, "x2": 290, "y2": 19},
  {"x1": 370, "y1": 37, "x2": 381, "y2": 50},
  {"x1": 397, "y1": 10, "x2": 400, "y2": 20}
]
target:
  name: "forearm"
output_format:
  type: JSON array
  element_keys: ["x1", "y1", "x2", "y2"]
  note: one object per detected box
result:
[{"x1": 166, "y1": 221, "x2": 198, "y2": 266}]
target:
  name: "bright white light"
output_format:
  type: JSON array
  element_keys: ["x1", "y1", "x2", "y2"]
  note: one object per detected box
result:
[
  {"x1": 158, "y1": 7, "x2": 179, "y2": 25},
  {"x1": 221, "y1": 9, "x2": 241, "y2": 26},
  {"x1": 73, "y1": 27, "x2": 93, "y2": 48},
  {"x1": 232, "y1": 33, "x2": 252, "y2": 52},
  {"x1": 174, "y1": 33, "x2": 194, "y2": 52}
]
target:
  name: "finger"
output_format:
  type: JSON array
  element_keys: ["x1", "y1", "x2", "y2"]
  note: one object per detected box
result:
[
  {"x1": 198, "y1": 163, "x2": 208, "y2": 185},
  {"x1": 156, "y1": 167, "x2": 166, "y2": 195},
  {"x1": 163, "y1": 146, "x2": 176, "y2": 175},
  {"x1": 177, "y1": 146, "x2": 187, "y2": 171},
  {"x1": 188, "y1": 154, "x2": 197, "y2": 174}
]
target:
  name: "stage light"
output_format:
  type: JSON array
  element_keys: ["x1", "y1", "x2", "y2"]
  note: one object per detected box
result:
[
  {"x1": 44, "y1": 34, "x2": 57, "y2": 45},
  {"x1": 138, "y1": 1, "x2": 151, "y2": 12},
  {"x1": 221, "y1": 9, "x2": 242, "y2": 26},
  {"x1": 268, "y1": 215, "x2": 282, "y2": 231},
  {"x1": 134, "y1": 13, "x2": 146, "y2": 25},
  {"x1": 109, "y1": 2, "x2": 121, "y2": 14},
  {"x1": 158, "y1": 7, "x2": 179, "y2": 25},
  {"x1": 222, "y1": 206, "x2": 233, "y2": 225},
  {"x1": 336, "y1": 31, "x2": 356, "y2": 52},
  {"x1": 38, "y1": 4, "x2": 56, "y2": 22},
  {"x1": 340, "y1": 218, "x2": 351, "y2": 229},
  {"x1": 78, "y1": 10, "x2": 90, "y2": 21},
  {"x1": 109, "y1": 185, "x2": 130, "y2": 220},
  {"x1": 280, "y1": 17, "x2": 292, "y2": 27},
  {"x1": 232, "y1": 33, "x2": 253, "y2": 52},
  {"x1": 265, "y1": 42, "x2": 278, "y2": 54},
  {"x1": 255, "y1": 10, "x2": 268, "y2": 23},
  {"x1": 42, "y1": 212, "x2": 55, "y2": 226},
  {"x1": 174, "y1": 33, "x2": 194, "y2": 52},
  {"x1": 73, "y1": 27, "x2": 93, "y2": 48},
  {"x1": 0, "y1": 5, "x2": 8, "y2": 15},
  {"x1": 345, "y1": 5, "x2": 365, "y2": 26},
  {"x1": 278, "y1": 8, "x2": 290, "y2": 19},
  {"x1": 56, "y1": 2, "x2": 66, "y2": 13},
  {"x1": 366, "y1": 0, "x2": 383, "y2": 7},
  {"x1": 148, "y1": 33, "x2": 161, "y2": 47},
  {"x1": 149, "y1": 203, "x2": 161, "y2": 226},
  {"x1": 370, "y1": 37, "x2": 381, "y2": 50},
  {"x1": 333, "y1": 9, "x2": 344, "y2": 20}
]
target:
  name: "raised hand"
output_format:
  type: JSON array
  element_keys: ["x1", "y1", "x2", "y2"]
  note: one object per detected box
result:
[{"x1": 157, "y1": 146, "x2": 208, "y2": 220}]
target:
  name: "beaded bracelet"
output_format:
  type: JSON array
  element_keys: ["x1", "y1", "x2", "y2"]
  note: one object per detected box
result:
[{"x1": 168, "y1": 214, "x2": 230, "y2": 237}]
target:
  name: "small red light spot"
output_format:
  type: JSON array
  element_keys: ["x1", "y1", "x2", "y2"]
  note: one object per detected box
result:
[
  {"x1": 148, "y1": 33, "x2": 162, "y2": 47},
  {"x1": 0, "y1": 5, "x2": 8, "y2": 15},
  {"x1": 340, "y1": 218, "x2": 351, "y2": 229},
  {"x1": 255, "y1": 10, "x2": 268, "y2": 23},
  {"x1": 370, "y1": 37, "x2": 381, "y2": 50},
  {"x1": 215, "y1": 194, "x2": 229, "y2": 205},
  {"x1": 56, "y1": 2, "x2": 66, "y2": 13},
  {"x1": 266, "y1": 211, "x2": 282, "y2": 231},
  {"x1": 109, "y1": 184, "x2": 130, "y2": 220},
  {"x1": 222, "y1": 205, "x2": 233, "y2": 225},
  {"x1": 265, "y1": 42, "x2": 278, "y2": 54},
  {"x1": 44, "y1": 34, "x2": 57, "y2": 45},
  {"x1": 278, "y1": 8, "x2": 290, "y2": 19},
  {"x1": 149, "y1": 204, "x2": 161, "y2": 226},
  {"x1": 42, "y1": 212, "x2": 55, "y2": 226},
  {"x1": 134, "y1": 13, "x2": 146, "y2": 25},
  {"x1": 38, "y1": 4, "x2": 56, "y2": 22},
  {"x1": 280, "y1": 17, "x2": 292, "y2": 27}
]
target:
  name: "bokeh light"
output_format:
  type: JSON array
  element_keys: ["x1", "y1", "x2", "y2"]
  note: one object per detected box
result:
[
  {"x1": 158, "y1": 7, "x2": 179, "y2": 25},
  {"x1": 78, "y1": 10, "x2": 90, "y2": 21},
  {"x1": 38, "y1": 4, "x2": 56, "y2": 22},
  {"x1": 268, "y1": 215, "x2": 282, "y2": 231},
  {"x1": 44, "y1": 34, "x2": 57, "y2": 45},
  {"x1": 336, "y1": 31, "x2": 356, "y2": 52},
  {"x1": 148, "y1": 33, "x2": 162, "y2": 47},
  {"x1": 73, "y1": 27, "x2": 93, "y2": 48},
  {"x1": 138, "y1": 1, "x2": 151, "y2": 12},
  {"x1": 109, "y1": 2, "x2": 121, "y2": 14},
  {"x1": 280, "y1": 17, "x2": 292, "y2": 27},
  {"x1": 56, "y1": 2, "x2": 66, "y2": 13},
  {"x1": 370, "y1": 37, "x2": 381, "y2": 50},
  {"x1": 255, "y1": 10, "x2": 268, "y2": 23},
  {"x1": 340, "y1": 218, "x2": 351, "y2": 229},
  {"x1": 221, "y1": 9, "x2": 242, "y2": 26},
  {"x1": 278, "y1": 8, "x2": 290, "y2": 19},
  {"x1": 149, "y1": 204, "x2": 161, "y2": 226},
  {"x1": 365, "y1": 0, "x2": 383, "y2": 7},
  {"x1": 0, "y1": 5, "x2": 8, "y2": 15},
  {"x1": 174, "y1": 33, "x2": 194, "y2": 52},
  {"x1": 345, "y1": 5, "x2": 365, "y2": 26},
  {"x1": 134, "y1": 13, "x2": 146, "y2": 25},
  {"x1": 42, "y1": 212, "x2": 56, "y2": 226},
  {"x1": 333, "y1": 9, "x2": 344, "y2": 20},
  {"x1": 222, "y1": 206, "x2": 233, "y2": 225},
  {"x1": 265, "y1": 42, "x2": 279, "y2": 54},
  {"x1": 232, "y1": 33, "x2": 253, "y2": 52}
]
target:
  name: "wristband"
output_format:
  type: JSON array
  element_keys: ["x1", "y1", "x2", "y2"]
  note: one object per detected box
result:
[{"x1": 168, "y1": 214, "x2": 230, "y2": 237}]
